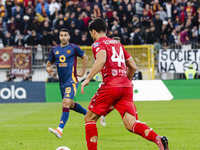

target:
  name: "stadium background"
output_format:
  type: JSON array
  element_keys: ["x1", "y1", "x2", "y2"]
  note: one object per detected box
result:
[{"x1": 0, "y1": 0, "x2": 200, "y2": 149}]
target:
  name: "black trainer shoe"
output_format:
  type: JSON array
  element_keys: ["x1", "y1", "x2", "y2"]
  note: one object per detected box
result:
[{"x1": 157, "y1": 136, "x2": 169, "y2": 150}]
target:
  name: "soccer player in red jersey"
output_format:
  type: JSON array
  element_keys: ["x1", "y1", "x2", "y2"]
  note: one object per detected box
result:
[{"x1": 81, "y1": 18, "x2": 169, "y2": 150}]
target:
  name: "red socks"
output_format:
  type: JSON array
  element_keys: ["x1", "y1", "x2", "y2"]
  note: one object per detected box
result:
[
  {"x1": 132, "y1": 121, "x2": 158, "y2": 144},
  {"x1": 85, "y1": 121, "x2": 98, "y2": 150}
]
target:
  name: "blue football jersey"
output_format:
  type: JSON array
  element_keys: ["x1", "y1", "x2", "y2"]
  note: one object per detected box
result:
[{"x1": 48, "y1": 43, "x2": 84, "y2": 87}]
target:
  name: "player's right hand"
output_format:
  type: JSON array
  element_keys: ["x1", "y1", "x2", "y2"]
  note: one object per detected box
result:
[
  {"x1": 46, "y1": 66, "x2": 54, "y2": 74},
  {"x1": 81, "y1": 79, "x2": 90, "y2": 94}
]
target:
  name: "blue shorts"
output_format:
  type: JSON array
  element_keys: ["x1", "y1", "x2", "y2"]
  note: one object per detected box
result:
[{"x1": 60, "y1": 83, "x2": 79, "y2": 99}]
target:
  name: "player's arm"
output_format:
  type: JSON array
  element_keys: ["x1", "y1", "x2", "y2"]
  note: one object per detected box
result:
[
  {"x1": 77, "y1": 53, "x2": 88, "y2": 77},
  {"x1": 46, "y1": 61, "x2": 54, "y2": 75},
  {"x1": 81, "y1": 50, "x2": 106, "y2": 94},
  {"x1": 126, "y1": 57, "x2": 137, "y2": 80}
]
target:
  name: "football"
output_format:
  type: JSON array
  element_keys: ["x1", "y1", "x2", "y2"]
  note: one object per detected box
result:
[{"x1": 56, "y1": 146, "x2": 71, "y2": 150}]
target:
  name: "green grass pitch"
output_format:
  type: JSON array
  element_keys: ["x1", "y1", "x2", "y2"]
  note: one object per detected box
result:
[{"x1": 0, "y1": 100, "x2": 200, "y2": 150}]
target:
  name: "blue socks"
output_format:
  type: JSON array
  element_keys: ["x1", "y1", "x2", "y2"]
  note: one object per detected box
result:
[
  {"x1": 58, "y1": 103, "x2": 87, "y2": 129},
  {"x1": 71, "y1": 102, "x2": 87, "y2": 115},
  {"x1": 59, "y1": 108, "x2": 69, "y2": 129}
]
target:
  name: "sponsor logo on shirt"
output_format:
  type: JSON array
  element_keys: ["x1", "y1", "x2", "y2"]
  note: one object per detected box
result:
[
  {"x1": 55, "y1": 51, "x2": 59, "y2": 54},
  {"x1": 67, "y1": 50, "x2": 71, "y2": 54},
  {"x1": 59, "y1": 63, "x2": 67, "y2": 67},
  {"x1": 92, "y1": 42, "x2": 100, "y2": 48}
]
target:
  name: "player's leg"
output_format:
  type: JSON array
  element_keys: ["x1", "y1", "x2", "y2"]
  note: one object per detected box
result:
[
  {"x1": 100, "y1": 105, "x2": 115, "y2": 126},
  {"x1": 114, "y1": 87, "x2": 169, "y2": 150},
  {"x1": 70, "y1": 101, "x2": 87, "y2": 115},
  {"x1": 85, "y1": 110, "x2": 101, "y2": 150},
  {"x1": 49, "y1": 86, "x2": 74, "y2": 138},
  {"x1": 69, "y1": 83, "x2": 87, "y2": 115},
  {"x1": 122, "y1": 112, "x2": 169, "y2": 150},
  {"x1": 85, "y1": 86, "x2": 115, "y2": 150},
  {"x1": 49, "y1": 97, "x2": 72, "y2": 138}
]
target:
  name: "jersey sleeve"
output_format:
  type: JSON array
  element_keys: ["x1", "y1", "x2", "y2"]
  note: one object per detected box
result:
[
  {"x1": 48, "y1": 48, "x2": 55, "y2": 63},
  {"x1": 122, "y1": 46, "x2": 132, "y2": 61},
  {"x1": 73, "y1": 45, "x2": 84, "y2": 58},
  {"x1": 92, "y1": 42, "x2": 106, "y2": 59}
]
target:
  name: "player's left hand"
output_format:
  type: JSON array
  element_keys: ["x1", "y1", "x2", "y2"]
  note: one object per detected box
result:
[
  {"x1": 81, "y1": 79, "x2": 90, "y2": 94},
  {"x1": 77, "y1": 70, "x2": 85, "y2": 77}
]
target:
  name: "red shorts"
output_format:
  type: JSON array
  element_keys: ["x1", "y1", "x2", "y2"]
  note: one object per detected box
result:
[{"x1": 88, "y1": 86, "x2": 138, "y2": 119}]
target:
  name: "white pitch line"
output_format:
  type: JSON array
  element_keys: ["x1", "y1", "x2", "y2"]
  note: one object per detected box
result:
[{"x1": 1, "y1": 121, "x2": 200, "y2": 127}]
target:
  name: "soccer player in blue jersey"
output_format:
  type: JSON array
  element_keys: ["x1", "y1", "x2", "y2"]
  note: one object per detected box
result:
[{"x1": 46, "y1": 28, "x2": 88, "y2": 138}]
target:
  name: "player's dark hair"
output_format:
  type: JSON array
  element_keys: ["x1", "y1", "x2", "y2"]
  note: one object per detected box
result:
[
  {"x1": 60, "y1": 28, "x2": 70, "y2": 34},
  {"x1": 88, "y1": 18, "x2": 107, "y2": 33}
]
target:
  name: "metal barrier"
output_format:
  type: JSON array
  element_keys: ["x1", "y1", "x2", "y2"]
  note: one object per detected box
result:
[
  {"x1": 79, "y1": 45, "x2": 155, "y2": 80},
  {"x1": 1, "y1": 45, "x2": 155, "y2": 80}
]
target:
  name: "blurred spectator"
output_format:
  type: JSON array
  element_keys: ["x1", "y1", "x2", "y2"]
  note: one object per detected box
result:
[
  {"x1": 80, "y1": 33, "x2": 89, "y2": 46},
  {"x1": 79, "y1": 0, "x2": 91, "y2": 10},
  {"x1": 82, "y1": 11, "x2": 90, "y2": 29},
  {"x1": 81, "y1": 71, "x2": 95, "y2": 82},
  {"x1": 6, "y1": 0, "x2": 14, "y2": 19},
  {"x1": 15, "y1": 34, "x2": 25, "y2": 46},
  {"x1": 184, "y1": 1, "x2": 195, "y2": 16},
  {"x1": 3, "y1": 32, "x2": 14, "y2": 47},
  {"x1": 40, "y1": 31, "x2": 52, "y2": 46},
  {"x1": 191, "y1": 26, "x2": 198, "y2": 43},
  {"x1": 23, "y1": 74, "x2": 32, "y2": 81},
  {"x1": 75, "y1": 14, "x2": 84, "y2": 31},
  {"x1": 141, "y1": 11, "x2": 151, "y2": 34},
  {"x1": 14, "y1": 6, "x2": 24, "y2": 31},
  {"x1": 70, "y1": 29, "x2": 81, "y2": 45},
  {"x1": 165, "y1": 1, "x2": 172, "y2": 19},
  {"x1": 0, "y1": 1, "x2": 6, "y2": 21},
  {"x1": 25, "y1": 0, "x2": 35, "y2": 15},
  {"x1": 49, "y1": 0, "x2": 60, "y2": 17},
  {"x1": 132, "y1": 27, "x2": 143, "y2": 45},
  {"x1": 156, "y1": 6, "x2": 167, "y2": 21},
  {"x1": 135, "y1": 0, "x2": 143, "y2": 18},
  {"x1": 93, "y1": 4, "x2": 101, "y2": 18},
  {"x1": 153, "y1": 14, "x2": 162, "y2": 32},
  {"x1": 52, "y1": 28, "x2": 59, "y2": 46},
  {"x1": 126, "y1": 4, "x2": 134, "y2": 21},
  {"x1": 31, "y1": 16, "x2": 42, "y2": 37},
  {"x1": 192, "y1": 0, "x2": 200, "y2": 12},
  {"x1": 42, "y1": 21, "x2": 51, "y2": 33},
  {"x1": 143, "y1": 4, "x2": 154, "y2": 19},
  {"x1": 7, "y1": 17, "x2": 16, "y2": 35},
  {"x1": 180, "y1": 28, "x2": 190, "y2": 44},
  {"x1": 179, "y1": 6, "x2": 186, "y2": 24},
  {"x1": 0, "y1": 0, "x2": 200, "y2": 49},
  {"x1": 111, "y1": 20, "x2": 121, "y2": 35},
  {"x1": 6, "y1": 74, "x2": 16, "y2": 82},
  {"x1": 26, "y1": 30, "x2": 39, "y2": 46},
  {"x1": 184, "y1": 64, "x2": 197, "y2": 79},
  {"x1": 36, "y1": 0, "x2": 50, "y2": 16},
  {"x1": 132, "y1": 70, "x2": 142, "y2": 80},
  {"x1": 152, "y1": 0, "x2": 160, "y2": 13},
  {"x1": 169, "y1": 29, "x2": 178, "y2": 44},
  {"x1": 22, "y1": 15, "x2": 31, "y2": 37},
  {"x1": 46, "y1": 73, "x2": 59, "y2": 82},
  {"x1": 24, "y1": 0, "x2": 36, "y2": 7}
]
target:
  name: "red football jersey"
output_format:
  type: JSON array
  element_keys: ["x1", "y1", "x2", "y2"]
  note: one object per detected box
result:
[{"x1": 92, "y1": 37, "x2": 132, "y2": 87}]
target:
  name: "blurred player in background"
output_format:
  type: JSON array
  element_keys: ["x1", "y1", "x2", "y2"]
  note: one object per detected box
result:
[
  {"x1": 46, "y1": 28, "x2": 88, "y2": 138},
  {"x1": 81, "y1": 18, "x2": 169, "y2": 150}
]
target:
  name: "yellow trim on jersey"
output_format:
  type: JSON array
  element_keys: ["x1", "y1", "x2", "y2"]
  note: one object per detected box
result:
[
  {"x1": 72, "y1": 66, "x2": 77, "y2": 83},
  {"x1": 72, "y1": 83, "x2": 77, "y2": 96}
]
